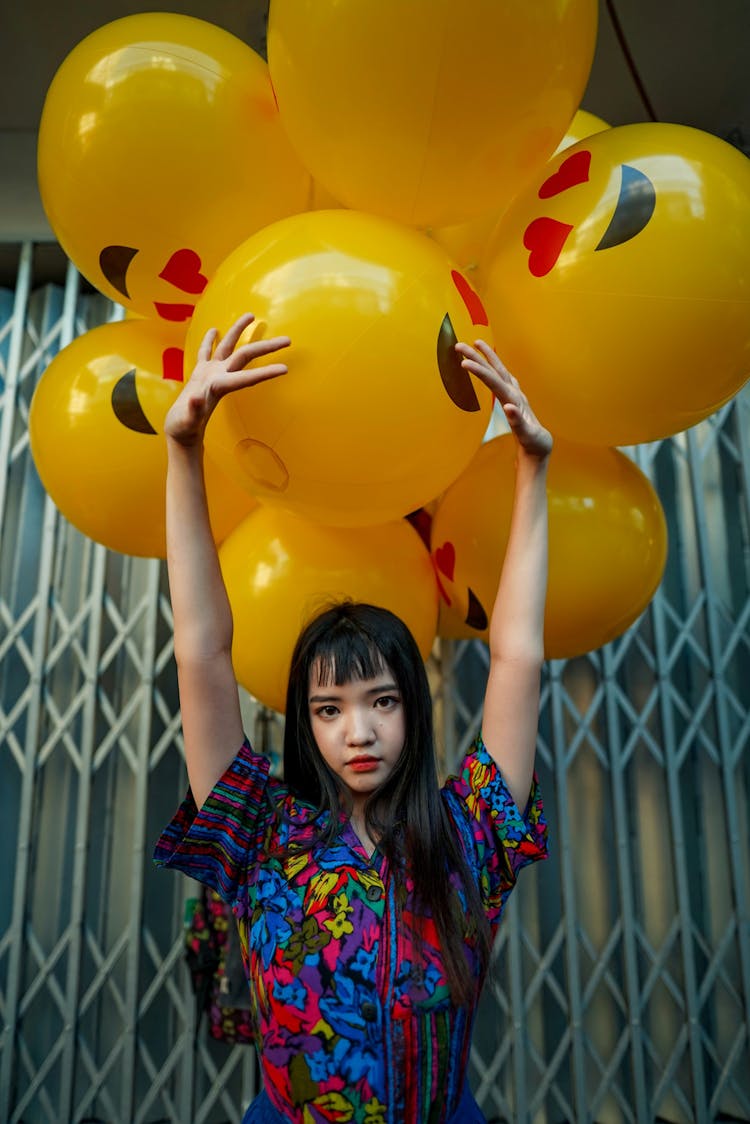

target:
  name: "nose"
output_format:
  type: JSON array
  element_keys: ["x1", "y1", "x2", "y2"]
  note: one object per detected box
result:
[{"x1": 345, "y1": 708, "x2": 375, "y2": 747}]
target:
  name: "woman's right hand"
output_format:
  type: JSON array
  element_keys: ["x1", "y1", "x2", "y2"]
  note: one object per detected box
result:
[{"x1": 164, "y1": 312, "x2": 291, "y2": 447}]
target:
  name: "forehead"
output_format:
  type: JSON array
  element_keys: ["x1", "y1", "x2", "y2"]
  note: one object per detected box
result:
[{"x1": 308, "y1": 652, "x2": 393, "y2": 692}]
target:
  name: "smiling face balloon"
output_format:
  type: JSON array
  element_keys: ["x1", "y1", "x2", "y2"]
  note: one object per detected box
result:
[
  {"x1": 37, "y1": 13, "x2": 311, "y2": 321},
  {"x1": 481, "y1": 123, "x2": 750, "y2": 446},
  {"x1": 28, "y1": 320, "x2": 256, "y2": 557},
  {"x1": 432, "y1": 435, "x2": 667, "y2": 657},
  {"x1": 188, "y1": 209, "x2": 494, "y2": 527}
]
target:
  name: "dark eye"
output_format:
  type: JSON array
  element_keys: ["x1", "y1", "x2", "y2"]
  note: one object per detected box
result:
[
  {"x1": 315, "y1": 704, "x2": 339, "y2": 718},
  {"x1": 374, "y1": 695, "x2": 399, "y2": 710}
]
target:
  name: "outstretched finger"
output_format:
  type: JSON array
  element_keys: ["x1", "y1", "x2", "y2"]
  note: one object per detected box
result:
[
  {"x1": 214, "y1": 312, "x2": 256, "y2": 360},
  {"x1": 454, "y1": 340, "x2": 511, "y2": 384},
  {"x1": 197, "y1": 327, "x2": 219, "y2": 363},
  {"x1": 215, "y1": 362, "x2": 288, "y2": 396},
  {"x1": 245, "y1": 362, "x2": 289, "y2": 386},
  {"x1": 228, "y1": 334, "x2": 292, "y2": 371},
  {"x1": 472, "y1": 340, "x2": 516, "y2": 385}
]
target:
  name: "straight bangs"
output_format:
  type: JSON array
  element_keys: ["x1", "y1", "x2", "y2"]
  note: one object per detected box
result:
[{"x1": 309, "y1": 630, "x2": 389, "y2": 691}]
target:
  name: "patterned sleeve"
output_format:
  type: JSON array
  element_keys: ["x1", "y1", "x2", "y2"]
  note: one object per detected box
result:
[
  {"x1": 442, "y1": 732, "x2": 548, "y2": 927},
  {"x1": 153, "y1": 739, "x2": 273, "y2": 904}
]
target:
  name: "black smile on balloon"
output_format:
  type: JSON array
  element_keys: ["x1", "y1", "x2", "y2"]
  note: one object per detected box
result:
[
  {"x1": 595, "y1": 164, "x2": 656, "y2": 250},
  {"x1": 111, "y1": 369, "x2": 157, "y2": 435},
  {"x1": 465, "y1": 588, "x2": 488, "y2": 631},
  {"x1": 437, "y1": 314, "x2": 481, "y2": 411}
]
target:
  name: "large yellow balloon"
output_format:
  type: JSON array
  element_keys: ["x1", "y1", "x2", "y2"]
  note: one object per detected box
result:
[
  {"x1": 28, "y1": 320, "x2": 256, "y2": 557},
  {"x1": 188, "y1": 209, "x2": 494, "y2": 526},
  {"x1": 482, "y1": 123, "x2": 750, "y2": 445},
  {"x1": 431, "y1": 436, "x2": 667, "y2": 657},
  {"x1": 219, "y1": 508, "x2": 438, "y2": 712},
  {"x1": 268, "y1": 0, "x2": 598, "y2": 229},
  {"x1": 38, "y1": 14, "x2": 311, "y2": 320}
]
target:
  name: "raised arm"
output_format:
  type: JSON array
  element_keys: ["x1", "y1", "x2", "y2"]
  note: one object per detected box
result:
[
  {"x1": 454, "y1": 340, "x2": 552, "y2": 809},
  {"x1": 165, "y1": 313, "x2": 290, "y2": 808}
]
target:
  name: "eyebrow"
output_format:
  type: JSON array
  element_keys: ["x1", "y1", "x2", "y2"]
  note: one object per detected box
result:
[{"x1": 308, "y1": 682, "x2": 400, "y2": 704}]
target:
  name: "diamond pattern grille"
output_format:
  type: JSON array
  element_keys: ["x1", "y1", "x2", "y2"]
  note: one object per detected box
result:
[{"x1": 1, "y1": 246, "x2": 748, "y2": 1123}]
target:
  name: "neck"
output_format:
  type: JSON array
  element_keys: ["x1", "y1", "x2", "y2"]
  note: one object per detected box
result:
[{"x1": 349, "y1": 802, "x2": 378, "y2": 858}]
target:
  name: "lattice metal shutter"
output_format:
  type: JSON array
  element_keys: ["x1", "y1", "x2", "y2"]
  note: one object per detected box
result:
[{"x1": 1, "y1": 245, "x2": 748, "y2": 1123}]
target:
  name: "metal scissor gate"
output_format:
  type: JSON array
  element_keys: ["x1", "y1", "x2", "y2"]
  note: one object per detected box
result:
[{"x1": 1, "y1": 246, "x2": 748, "y2": 1123}]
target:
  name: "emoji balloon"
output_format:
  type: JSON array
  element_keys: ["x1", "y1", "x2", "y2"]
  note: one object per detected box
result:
[
  {"x1": 268, "y1": 0, "x2": 597, "y2": 228},
  {"x1": 29, "y1": 319, "x2": 256, "y2": 557},
  {"x1": 432, "y1": 435, "x2": 667, "y2": 657},
  {"x1": 219, "y1": 507, "x2": 438, "y2": 712},
  {"x1": 482, "y1": 123, "x2": 750, "y2": 445},
  {"x1": 38, "y1": 13, "x2": 311, "y2": 321},
  {"x1": 188, "y1": 209, "x2": 494, "y2": 526}
]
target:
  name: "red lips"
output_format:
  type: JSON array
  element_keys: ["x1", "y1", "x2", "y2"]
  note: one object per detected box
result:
[
  {"x1": 161, "y1": 347, "x2": 185, "y2": 382},
  {"x1": 451, "y1": 270, "x2": 488, "y2": 326},
  {"x1": 348, "y1": 757, "x2": 380, "y2": 772}
]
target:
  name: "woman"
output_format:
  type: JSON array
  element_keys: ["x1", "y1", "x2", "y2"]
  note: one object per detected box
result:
[{"x1": 155, "y1": 313, "x2": 552, "y2": 1122}]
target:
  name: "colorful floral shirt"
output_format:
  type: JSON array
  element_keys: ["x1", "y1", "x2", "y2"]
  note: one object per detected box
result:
[{"x1": 154, "y1": 733, "x2": 547, "y2": 1123}]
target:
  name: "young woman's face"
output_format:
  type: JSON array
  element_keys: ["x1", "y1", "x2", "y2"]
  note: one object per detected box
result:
[{"x1": 308, "y1": 662, "x2": 406, "y2": 811}]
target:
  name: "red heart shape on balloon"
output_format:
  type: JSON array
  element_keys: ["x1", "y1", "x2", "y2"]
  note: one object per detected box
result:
[
  {"x1": 523, "y1": 217, "x2": 574, "y2": 278},
  {"x1": 538, "y1": 149, "x2": 591, "y2": 199},
  {"x1": 159, "y1": 248, "x2": 208, "y2": 295},
  {"x1": 434, "y1": 541, "x2": 456, "y2": 581}
]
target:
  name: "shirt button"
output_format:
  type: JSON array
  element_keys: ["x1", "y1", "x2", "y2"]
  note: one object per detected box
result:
[
  {"x1": 361, "y1": 1001, "x2": 378, "y2": 1022},
  {"x1": 365, "y1": 885, "x2": 382, "y2": 902}
]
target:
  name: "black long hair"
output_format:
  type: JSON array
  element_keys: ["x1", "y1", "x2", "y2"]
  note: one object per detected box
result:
[{"x1": 283, "y1": 601, "x2": 491, "y2": 1006}]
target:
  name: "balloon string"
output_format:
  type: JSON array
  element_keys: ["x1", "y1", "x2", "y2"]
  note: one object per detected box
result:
[{"x1": 605, "y1": 0, "x2": 659, "y2": 123}]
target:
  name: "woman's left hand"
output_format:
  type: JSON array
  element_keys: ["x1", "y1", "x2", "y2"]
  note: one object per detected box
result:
[{"x1": 455, "y1": 339, "x2": 553, "y2": 460}]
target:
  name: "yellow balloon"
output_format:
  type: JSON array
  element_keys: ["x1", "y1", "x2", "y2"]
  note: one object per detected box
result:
[
  {"x1": 29, "y1": 320, "x2": 256, "y2": 556},
  {"x1": 482, "y1": 123, "x2": 750, "y2": 445},
  {"x1": 268, "y1": 0, "x2": 598, "y2": 228},
  {"x1": 38, "y1": 13, "x2": 311, "y2": 320},
  {"x1": 431, "y1": 436, "x2": 667, "y2": 658},
  {"x1": 219, "y1": 507, "x2": 438, "y2": 712},
  {"x1": 188, "y1": 209, "x2": 495, "y2": 526}
]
